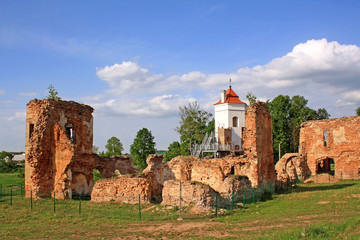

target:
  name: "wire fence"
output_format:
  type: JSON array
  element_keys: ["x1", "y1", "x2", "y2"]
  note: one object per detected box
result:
[
  {"x1": 0, "y1": 178, "x2": 302, "y2": 219},
  {"x1": 2, "y1": 172, "x2": 356, "y2": 220}
]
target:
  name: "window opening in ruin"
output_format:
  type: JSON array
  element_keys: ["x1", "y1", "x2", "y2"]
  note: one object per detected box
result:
[
  {"x1": 235, "y1": 145, "x2": 240, "y2": 150},
  {"x1": 323, "y1": 130, "x2": 327, "y2": 147},
  {"x1": 316, "y1": 158, "x2": 334, "y2": 175},
  {"x1": 233, "y1": 116, "x2": 238, "y2": 127},
  {"x1": 65, "y1": 123, "x2": 75, "y2": 143},
  {"x1": 230, "y1": 166, "x2": 235, "y2": 175},
  {"x1": 29, "y1": 124, "x2": 34, "y2": 140}
]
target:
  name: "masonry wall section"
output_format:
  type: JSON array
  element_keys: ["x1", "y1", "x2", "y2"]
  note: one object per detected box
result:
[
  {"x1": 25, "y1": 99, "x2": 94, "y2": 199},
  {"x1": 299, "y1": 116, "x2": 360, "y2": 179}
]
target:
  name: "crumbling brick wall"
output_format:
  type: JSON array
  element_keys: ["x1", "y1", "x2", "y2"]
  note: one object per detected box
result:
[
  {"x1": 299, "y1": 116, "x2": 360, "y2": 179},
  {"x1": 242, "y1": 102, "x2": 276, "y2": 185},
  {"x1": 25, "y1": 99, "x2": 95, "y2": 199},
  {"x1": 94, "y1": 154, "x2": 139, "y2": 178},
  {"x1": 91, "y1": 176, "x2": 151, "y2": 203}
]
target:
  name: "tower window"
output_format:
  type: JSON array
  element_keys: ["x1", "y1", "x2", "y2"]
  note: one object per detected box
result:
[
  {"x1": 65, "y1": 123, "x2": 75, "y2": 143},
  {"x1": 29, "y1": 124, "x2": 34, "y2": 140},
  {"x1": 232, "y1": 116, "x2": 238, "y2": 127},
  {"x1": 323, "y1": 130, "x2": 327, "y2": 147}
]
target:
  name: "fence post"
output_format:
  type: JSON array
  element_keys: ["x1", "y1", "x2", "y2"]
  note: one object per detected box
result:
[
  {"x1": 30, "y1": 190, "x2": 33, "y2": 211},
  {"x1": 20, "y1": 183, "x2": 23, "y2": 197},
  {"x1": 138, "y1": 195, "x2": 141, "y2": 220},
  {"x1": 215, "y1": 193, "x2": 218, "y2": 217},
  {"x1": 53, "y1": 192, "x2": 56, "y2": 213},
  {"x1": 178, "y1": 181, "x2": 183, "y2": 220},
  {"x1": 252, "y1": 188, "x2": 255, "y2": 203},
  {"x1": 10, "y1": 189, "x2": 13, "y2": 206},
  {"x1": 78, "y1": 194, "x2": 81, "y2": 215}
]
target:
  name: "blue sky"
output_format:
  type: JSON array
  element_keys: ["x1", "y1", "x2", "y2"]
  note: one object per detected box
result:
[{"x1": 1, "y1": 1, "x2": 360, "y2": 152}]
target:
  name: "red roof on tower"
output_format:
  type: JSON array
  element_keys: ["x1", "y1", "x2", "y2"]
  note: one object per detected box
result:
[{"x1": 214, "y1": 86, "x2": 246, "y2": 105}]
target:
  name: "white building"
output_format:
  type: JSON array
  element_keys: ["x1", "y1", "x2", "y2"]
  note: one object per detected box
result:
[{"x1": 214, "y1": 85, "x2": 246, "y2": 151}]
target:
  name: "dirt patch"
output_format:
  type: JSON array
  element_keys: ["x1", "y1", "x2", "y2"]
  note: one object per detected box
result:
[
  {"x1": 352, "y1": 194, "x2": 360, "y2": 198},
  {"x1": 296, "y1": 215, "x2": 318, "y2": 220},
  {"x1": 242, "y1": 223, "x2": 286, "y2": 231},
  {"x1": 318, "y1": 201, "x2": 329, "y2": 205},
  {"x1": 122, "y1": 222, "x2": 231, "y2": 238}
]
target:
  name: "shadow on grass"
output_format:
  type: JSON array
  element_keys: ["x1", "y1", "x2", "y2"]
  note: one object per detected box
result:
[{"x1": 291, "y1": 183, "x2": 356, "y2": 193}]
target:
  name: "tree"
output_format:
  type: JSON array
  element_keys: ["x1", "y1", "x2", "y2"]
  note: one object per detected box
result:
[
  {"x1": 356, "y1": 107, "x2": 360, "y2": 116},
  {"x1": 47, "y1": 84, "x2": 61, "y2": 100},
  {"x1": 104, "y1": 137, "x2": 124, "y2": 157},
  {"x1": 267, "y1": 95, "x2": 329, "y2": 163},
  {"x1": 246, "y1": 92, "x2": 257, "y2": 105},
  {"x1": 175, "y1": 102, "x2": 212, "y2": 153},
  {"x1": 130, "y1": 128, "x2": 156, "y2": 169},
  {"x1": 163, "y1": 141, "x2": 189, "y2": 162}
]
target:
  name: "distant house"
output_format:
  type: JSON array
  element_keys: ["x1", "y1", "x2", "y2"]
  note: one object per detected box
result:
[{"x1": 12, "y1": 153, "x2": 25, "y2": 166}]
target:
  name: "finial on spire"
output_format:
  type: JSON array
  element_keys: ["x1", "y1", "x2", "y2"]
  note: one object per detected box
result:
[{"x1": 229, "y1": 78, "x2": 232, "y2": 89}]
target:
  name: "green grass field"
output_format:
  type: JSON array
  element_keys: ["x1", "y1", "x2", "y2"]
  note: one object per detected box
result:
[{"x1": 0, "y1": 172, "x2": 359, "y2": 239}]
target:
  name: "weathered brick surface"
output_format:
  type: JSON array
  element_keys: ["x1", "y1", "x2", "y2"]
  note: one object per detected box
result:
[
  {"x1": 242, "y1": 102, "x2": 276, "y2": 185},
  {"x1": 91, "y1": 176, "x2": 151, "y2": 203},
  {"x1": 299, "y1": 116, "x2": 360, "y2": 179},
  {"x1": 275, "y1": 153, "x2": 311, "y2": 181},
  {"x1": 25, "y1": 99, "x2": 94, "y2": 199},
  {"x1": 94, "y1": 154, "x2": 139, "y2": 178},
  {"x1": 161, "y1": 180, "x2": 217, "y2": 211},
  {"x1": 25, "y1": 99, "x2": 140, "y2": 199}
]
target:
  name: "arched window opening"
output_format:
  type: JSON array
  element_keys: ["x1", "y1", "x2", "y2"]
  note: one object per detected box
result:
[
  {"x1": 29, "y1": 123, "x2": 34, "y2": 140},
  {"x1": 323, "y1": 130, "x2": 327, "y2": 147},
  {"x1": 65, "y1": 123, "x2": 75, "y2": 143},
  {"x1": 233, "y1": 116, "x2": 238, "y2": 127}
]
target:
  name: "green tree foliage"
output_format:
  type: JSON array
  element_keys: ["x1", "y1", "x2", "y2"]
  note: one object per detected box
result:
[
  {"x1": 267, "y1": 95, "x2": 330, "y2": 162},
  {"x1": 246, "y1": 92, "x2": 257, "y2": 105},
  {"x1": 130, "y1": 128, "x2": 156, "y2": 169},
  {"x1": 175, "y1": 102, "x2": 213, "y2": 153},
  {"x1": 356, "y1": 107, "x2": 360, "y2": 116},
  {"x1": 103, "y1": 137, "x2": 124, "y2": 157},
  {"x1": 47, "y1": 84, "x2": 61, "y2": 99},
  {"x1": 163, "y1": 141, "x2": 189, "y2": 162},
  {"x1": 0, "y1": 151, "x2": 19, "y2": 173}
]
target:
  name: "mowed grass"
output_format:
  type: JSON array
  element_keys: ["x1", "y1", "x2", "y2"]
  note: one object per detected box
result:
[{"x1": 0, "y1": 173, "x2": 360, "y2": 239}]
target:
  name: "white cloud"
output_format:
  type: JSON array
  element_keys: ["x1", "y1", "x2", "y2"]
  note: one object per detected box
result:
[
  {"x1": 343, "y1": 90, "x2": 360, "y2": 101},
  {"x1": 91, "y1": 39, "x2": 360, "y2": 120},
  {"x1": 8, "y1": 111, "x2": 26, "y2": 121},
  {"x1": 96, "y1": 61, "x2": 163, "y2": 94},
  {"x1": 0, "y1": 89, "x2": 5, "y2": 95}
]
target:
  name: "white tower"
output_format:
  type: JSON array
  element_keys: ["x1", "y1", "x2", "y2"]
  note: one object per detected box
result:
[{"x1": 214, "y1": 83, "x2": 246, "y2": 150}]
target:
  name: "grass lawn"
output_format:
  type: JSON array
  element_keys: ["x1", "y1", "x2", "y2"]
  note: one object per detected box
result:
[{"x1": 0, "y1": 172, "x2": 359, "y2": 239}]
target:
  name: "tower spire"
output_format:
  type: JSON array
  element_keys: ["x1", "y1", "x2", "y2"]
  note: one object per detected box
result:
[{"x1": 229, "y1": 78, "x2": 232, "y2": 89}]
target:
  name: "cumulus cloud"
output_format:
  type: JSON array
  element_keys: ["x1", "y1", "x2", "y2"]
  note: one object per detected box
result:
[
  {"x1": 92, "y1": 94, "x2": 195, "y2": 117},
  {"x1": 91, "y1": 39, "x2": 360, "y2": 118},
  {"x1": 96, "y1": 61, "x2": 163, "y2": 94}
]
